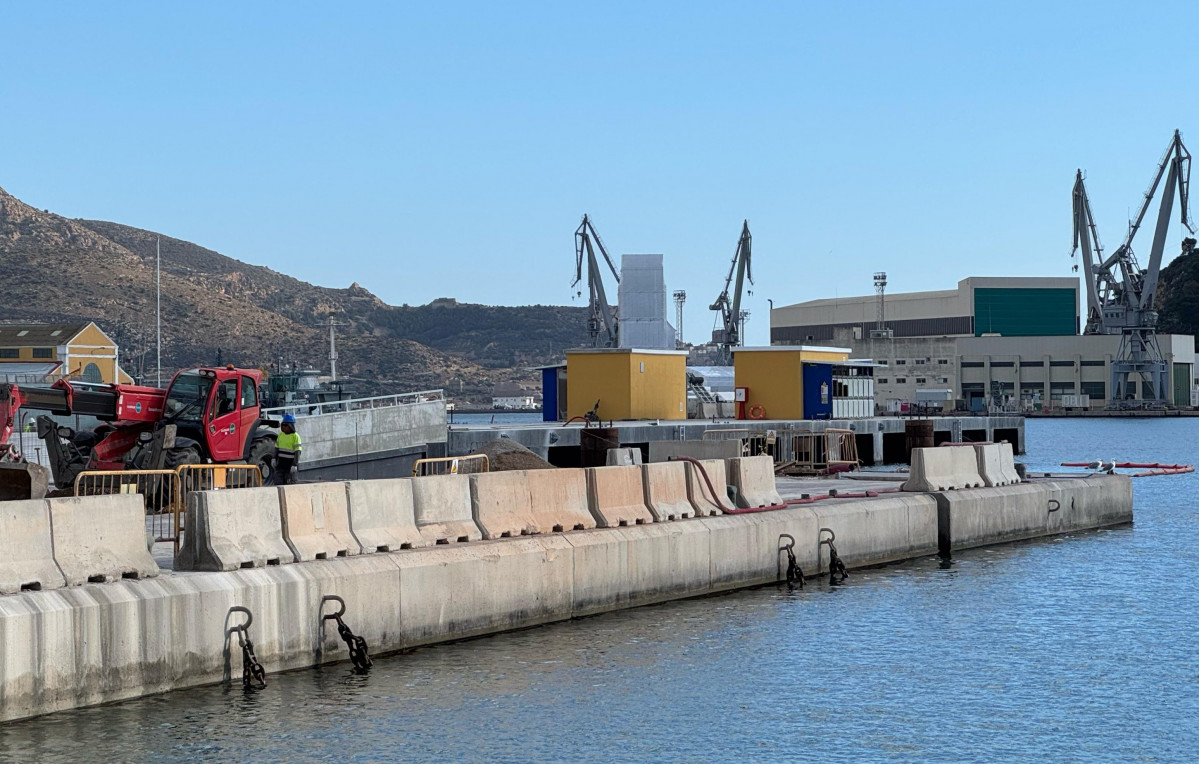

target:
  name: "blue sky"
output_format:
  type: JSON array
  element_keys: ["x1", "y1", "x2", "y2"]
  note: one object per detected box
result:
[{"x1": 2, "y1": 2, "x2": 1197, "y2": 345}]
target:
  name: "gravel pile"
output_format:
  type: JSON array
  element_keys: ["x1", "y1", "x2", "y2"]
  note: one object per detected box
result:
[{"x1": 471, "y1": 438, "x2": 555, "y2": 471}]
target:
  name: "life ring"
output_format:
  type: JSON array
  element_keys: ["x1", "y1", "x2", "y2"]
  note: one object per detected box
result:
[{"x1": 747, "y1": 404, "x2": 766, "y2": 420}]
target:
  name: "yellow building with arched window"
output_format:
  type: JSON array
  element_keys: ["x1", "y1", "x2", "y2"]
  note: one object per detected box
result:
[{"x1": 0, "y1": 322, "x2": 133, "y2": 385}]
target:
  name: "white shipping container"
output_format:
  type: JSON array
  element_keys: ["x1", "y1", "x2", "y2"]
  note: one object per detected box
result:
[{"x1": 1061, "y1": 394, "x2": 1091, "y2": 409}]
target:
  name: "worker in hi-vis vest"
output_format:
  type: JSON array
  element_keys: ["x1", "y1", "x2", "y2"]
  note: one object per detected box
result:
[{"x1": 275, "y1": 413, "x2": 302, "y2": 485}]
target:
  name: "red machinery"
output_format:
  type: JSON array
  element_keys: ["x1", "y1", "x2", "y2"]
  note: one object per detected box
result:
[{"x1": 0, "y1": 366, "x2": 279, "y2": 496}]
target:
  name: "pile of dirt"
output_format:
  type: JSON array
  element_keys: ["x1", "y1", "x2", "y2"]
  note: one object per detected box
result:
[{"x1": 472, "y1": 438, "x2": 554, "y2": 471}]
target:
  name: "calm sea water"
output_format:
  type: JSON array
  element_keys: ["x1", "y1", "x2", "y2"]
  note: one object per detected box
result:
[{"x1": 2, "y1": 418, "x2": 1196, "y2": 763}]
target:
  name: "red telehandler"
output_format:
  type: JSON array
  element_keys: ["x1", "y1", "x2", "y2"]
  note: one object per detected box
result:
[{"x1": 0, "y1": 366, "x2": 280, "y2": 499}]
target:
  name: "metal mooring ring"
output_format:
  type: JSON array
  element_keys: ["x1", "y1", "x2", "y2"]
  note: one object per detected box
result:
[
  {"x1": 1047, "y1": 499, "x2": 1061, "y2": 513},
  {"x1": 819, "y1": 527, "x2": 837, "y2": 544},
  {"x1": 228, "y1": 605, "x2": 253, "y2": 632},
  {"x1": 778, "y1": 533, "x2": 795, "y2": 551},
  {"x1": 320, "y1": 594, "x2": 347, "y2": 620}
]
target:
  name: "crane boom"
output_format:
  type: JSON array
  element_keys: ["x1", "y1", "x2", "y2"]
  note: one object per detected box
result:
[
  {"x1": 1071, "y1": 130, "x2": 1193, "y2": 408},
  {"x1": 709, "y1": 220, "x2": 753, "y2": 364},
  {"x1": 573, "y1": 214, "x2": 620, "y2": 348}
]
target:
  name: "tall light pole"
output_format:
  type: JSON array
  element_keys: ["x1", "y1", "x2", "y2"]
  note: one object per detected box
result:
[
  {"x1": 156, "y1": 237, "x2": 162, "y2": 386},
  {"x1": 672, "y1": 290, "x2": 686, "y2": 347}
]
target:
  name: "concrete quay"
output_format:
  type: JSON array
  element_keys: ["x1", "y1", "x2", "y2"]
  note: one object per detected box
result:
[
  {"x1": 0, "y1": 454, "x2": 1126, "y2": 723},
  {"x1": 446, "y1": 414, "x2": 1025, "y2": 466}
]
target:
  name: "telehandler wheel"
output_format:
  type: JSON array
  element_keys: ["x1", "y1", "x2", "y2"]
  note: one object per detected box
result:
[{"x1": 248, "y1": 439, "x2": 276, "y2": 485}]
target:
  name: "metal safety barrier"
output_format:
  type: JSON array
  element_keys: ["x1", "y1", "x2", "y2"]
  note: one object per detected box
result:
[
  {"x1": 176, "y1": 463, "x2": 264, "y2": 492},
  {"x1": 411, "y1": 454, "x2": 489, "y2": 477},
  {"x1": 74, "y1": 469, "x2": 183, "y2": 554},
  {"x1": 701, "y1": 428, "x2": 774, "y2": 457},
  {"x1": 775, "y1": 428, "x2": 860, "y2": 475}
]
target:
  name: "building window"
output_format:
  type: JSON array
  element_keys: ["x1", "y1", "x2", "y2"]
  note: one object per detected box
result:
[
  {"x1": 895, "y1": 359, "x2": 906, "y2": 365},
  {"x1": 0, "y1": 349, "x2": 16, "y2": 359},
  {"x1": 1020, "y1": 361, "x2": 1044, "y2": 367},
  {"x1": 1050, "y1": 360, "x2": 1075, "y2": 367},
  {"x1": 81, "y1": 363, "x2": 102, "y2": 384},
  {"x1": 961, "y1": 361, "x2": 984, "y2": 368},
  {"x1": 990, "y1": 361, "x2": 1014, "y2": 367},
  {"x1": 1080, "y1": 360, "x2": 1105, "y2": 367},
  {"x1": 938, "y1": 377, "x2": 949, "y2": 383},
  {"x1": 1050, "y1": 381, "x2": 1076, "y2": 392},
  {"x1": 878, "y1": 378, "x2": 888, "y2": 384},
  {"x1": 32, "y1": 347, "x2": 53, "y2": 359},
  {"x1": 937, "y1": 359, "x2": 948, "y2": 365},
  {"x1": 915, "y1": 359, "x2": 926, "y2": 365},
  {"x1": 916, "y1": 377, "x2": 927, "y2": 384},
  {"x1": 1081, "y1": 381, "x2": 1105, "y2": 398},
  {"x1": 896, "y1": 377, "x2": 908, "y2": 383}
]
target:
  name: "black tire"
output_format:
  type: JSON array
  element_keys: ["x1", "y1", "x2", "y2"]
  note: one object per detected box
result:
[
  {"x1": 164, "y1": 445, "x2": 202, "y2": 470},
  {"x1": 248, "y1": 439, "x2": 276, "y2": 486}
]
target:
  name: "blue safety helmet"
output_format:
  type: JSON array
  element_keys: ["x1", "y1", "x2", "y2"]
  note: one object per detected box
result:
[{"x1": 282, "y1": 413, "x2": 297, "y2": 424}]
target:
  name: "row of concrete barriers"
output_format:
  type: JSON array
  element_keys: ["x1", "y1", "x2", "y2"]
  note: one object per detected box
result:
[
  {"x1": 0, "y1": 495, "x2": 158, "y2": 595},
  {"x1": 902, "y1": 443, "x2": 1020, "y2": 492},
  {"x1": 177, "y1": 456, "x2": 785, "y2": 572}
]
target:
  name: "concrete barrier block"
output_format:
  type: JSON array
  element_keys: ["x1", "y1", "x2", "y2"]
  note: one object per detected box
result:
[
  {"x1": 585, "y1": 465, "x2": 654, "y2": 527},
  {"x1": 934, "y1": 484, "x2": 1055, "y2": 552},
  {"x1": 566, "y1": 523, "x2": 710, "y2": 615},
  {"x1": 605, "y1": 448, "x2": 643, "y2": 466},
  {"x1": 345, "y1": 478, "x2": 427, "y2": 553},
  {"x1": 0, "y1": 590, "x2": 79, "y2": 721},
  {"x1": 410, "y1": 474, "x2": 482, "y2": 544},
  {"x1": 701, "y1": 506, "x2": 819, "y2": 590},
  {"x1": 526, "y1": 468, "x2": 595, "y2": 533},
  {"x1": 641, "y1": 461, "x2": 694, "y2": 521},
  {"x1": 811, "y1": 495, "x2": 939, "y2": 571},
  {"x1": 617, "y1": 523, "x2": 711, "y2": 606},
  {"x1": 974, "y1": 443, "x2": 1018, "y2": 487},
  {"x1": 176, "y1": 487, "x2": 296, "y2": 572},
  {"x1": 729, "y1": 455, "x2": 783, "y2": 508},
  {"x1": 902, "y1": 447, "x2": 984, "y2": 492},
  {"x1": 278, "y1": 482, "x2": 362, "y2": 561},
  {"x1": 470, "y1": 470, "x2": 537, "y2": 539},
  {"x1": 685, "y1": 459, "x2": 728, "y2": 516},
  {"x1": 395, "y1": 537, "x2": 573, "y2": 647},
  {"x1": 47, "y1": 495, "x2": 159, "y2": 585},
  {"x1": 1044, "y1": 475, "x2": 1133, "y2": 534},
  {"x1": 0, "y1": 500, "x2": 65, "y2": 594}
]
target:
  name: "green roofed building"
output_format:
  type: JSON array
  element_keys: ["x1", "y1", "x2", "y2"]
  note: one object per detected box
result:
[{"x1": 771, "y1": 277, "x2": 1195, "y2": 412}]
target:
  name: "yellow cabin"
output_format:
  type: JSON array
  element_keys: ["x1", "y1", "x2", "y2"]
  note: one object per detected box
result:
[
  {"x1": 0, "y1": 322, "x2": 133, "y2": 385},
  {"x1": 733, "y1": 346, "x2": 851, "y2": 420},
  {"x1": 566, "y1": 348, "x2": 688, "y2": 421}
]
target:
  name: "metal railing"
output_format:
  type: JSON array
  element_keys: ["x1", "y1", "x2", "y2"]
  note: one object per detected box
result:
[
  {"x1": 411, "y1": 454, "x2": 489, "y2": 477},
  {"x1": 74, "y1": 469, "x2": 183, "y2": 554},
  {"x1": 72, "y1": 464, "x2": 264, "y2": 556},
  {"x1": 261, "y1": 389, "x2": 445, "y2": 419}
]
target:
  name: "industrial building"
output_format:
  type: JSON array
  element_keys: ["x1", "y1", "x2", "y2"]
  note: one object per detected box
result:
[
  {"x1": 771, "y1": 277, "x2": 1196, "y2": 410},
  {"x1": 0, "y1": 322, "x2": 132, "y2": 385}
]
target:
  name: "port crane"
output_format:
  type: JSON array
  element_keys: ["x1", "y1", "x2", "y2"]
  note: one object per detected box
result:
[
  {"x1": 1071, "y1": 130, "x2": 1193, "y2": 407},
  {"x1": 709, "y1": 220, "x2": 754, "y2": 365},
  {"x1": 573, "y1": 214, "x2": 620, "y2": 348}
]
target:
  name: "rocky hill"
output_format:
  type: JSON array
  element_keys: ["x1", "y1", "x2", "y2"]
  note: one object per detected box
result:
[
  {"x1": 1157, "y1": 243, "x2": 1199, "y2": 337},
  {"x1": 0, "y1": 186, "x2": 587, "y2": 402}
]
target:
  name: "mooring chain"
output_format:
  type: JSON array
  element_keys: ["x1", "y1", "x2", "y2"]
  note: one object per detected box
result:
[
  {"x1": 229, "y1": 606, "x2": 267, "y2": 690},
  {"x1": 819, "y1": 528, "x2": 848, "y2": 584},
  {"x1": 322, "y1": 595, "x2": 373, "y2": 673},
  {"x1": 777, "y1": 534, "x2": 805, "y2": 589}
]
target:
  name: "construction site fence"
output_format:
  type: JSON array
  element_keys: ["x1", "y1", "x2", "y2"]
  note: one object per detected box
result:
[
  {"x1": 411, "y1": 454, "x2": 490, "y2": 477},
  {"x1": 700, "y1": 427, "x2": 860, "y2": 472},
  {"x1": 73, "y1": 464, "x2": 264, "y2": 557}
]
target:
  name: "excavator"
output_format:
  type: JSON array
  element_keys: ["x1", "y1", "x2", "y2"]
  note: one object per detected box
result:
[{"x1": 0, "y1": 365, "x2": 280, "y2": 499}]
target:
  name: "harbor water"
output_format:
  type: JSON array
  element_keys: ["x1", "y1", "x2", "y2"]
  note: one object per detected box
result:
[{"x1": 1, "y1": 418, "x2": 1195, "y2": 762}]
